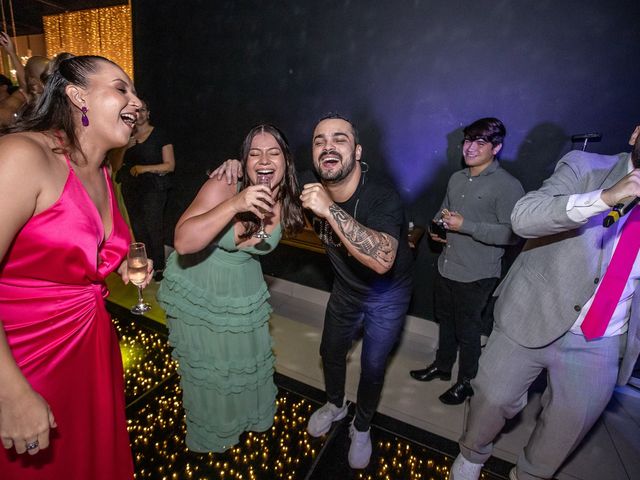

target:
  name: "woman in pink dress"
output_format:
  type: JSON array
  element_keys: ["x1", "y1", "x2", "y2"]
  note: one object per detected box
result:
[{"x1": 0, "y1": 55, "x2": 145, "y2": 479}]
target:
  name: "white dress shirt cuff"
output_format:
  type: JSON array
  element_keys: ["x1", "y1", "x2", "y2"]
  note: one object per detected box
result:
[{"x1": 566, "y1": 190, "x2": 610, "y2": 222}]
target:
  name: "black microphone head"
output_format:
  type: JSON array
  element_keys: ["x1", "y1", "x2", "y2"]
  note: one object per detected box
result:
[
  {"x1": 603, "y1": 207, "x2": 622, "y2": 228},
  {"x1": 603, "y1": 215, "x2": 616, "y2": 228}
]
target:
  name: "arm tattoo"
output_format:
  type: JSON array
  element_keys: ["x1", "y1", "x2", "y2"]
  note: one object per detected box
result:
[{"x1": 329, "y1": 204, "x2": 397, "y2": 268}]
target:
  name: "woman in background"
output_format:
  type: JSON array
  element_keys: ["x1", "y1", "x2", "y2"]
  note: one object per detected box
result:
[
  {"x1": 0, "y1": 55, "x2": 147, "y2": 479},
  {"x1": 158, "y1": 124, "x2": 304, "y2": 452},
  {"x1": 117, "y1": 99, "x2": 175, "y2": 280}
]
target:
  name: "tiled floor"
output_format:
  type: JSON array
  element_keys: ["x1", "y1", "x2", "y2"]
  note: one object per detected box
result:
[{"x1": 107, "y1": 273, "x2": 640, "y2": 479}]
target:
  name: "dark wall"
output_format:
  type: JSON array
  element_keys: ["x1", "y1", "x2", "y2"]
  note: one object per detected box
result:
[{"x1": 132, "y1": 0, "x2": 640, "y2": 320}]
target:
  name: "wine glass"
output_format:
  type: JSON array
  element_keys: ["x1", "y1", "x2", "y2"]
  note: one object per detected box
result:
[
  {"x1": 254, "y1": 175, "x2": 271, "y2": 239},
  {"x1": 127, "y1": 242, "x2": 151, "y2": 315}
]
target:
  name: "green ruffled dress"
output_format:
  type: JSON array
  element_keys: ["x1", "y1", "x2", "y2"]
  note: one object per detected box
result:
[{"x1": 157, "y1": 221, "x2": 281, "y2": 452}]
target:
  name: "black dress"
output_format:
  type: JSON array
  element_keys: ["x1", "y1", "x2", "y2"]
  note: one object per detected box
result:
[{"x1": 119, "y1": 127, "x2": 172, "y2": 271}]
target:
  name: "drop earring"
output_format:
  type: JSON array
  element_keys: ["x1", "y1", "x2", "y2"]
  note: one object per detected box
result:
[{"x1": 81, "y1": 106, "x2": 89, "y2": 127}]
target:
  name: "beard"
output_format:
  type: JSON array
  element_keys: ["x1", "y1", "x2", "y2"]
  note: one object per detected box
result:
[{"x1": 315, "y1": 150, "x2": 357, "y2": 183}]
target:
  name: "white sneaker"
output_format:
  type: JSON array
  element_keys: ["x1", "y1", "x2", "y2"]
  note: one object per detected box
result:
[
  {"x1": 348, "y1": 422, "x2": 372, "y2": 469},
  {"x1": 448, "y1": 453, "x2": 483, "y2": 480},
  {"x1": 307, "y1": 400, "x2": 348, "y2": 437}
]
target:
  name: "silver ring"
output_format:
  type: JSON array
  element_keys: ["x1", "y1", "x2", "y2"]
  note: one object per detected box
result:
[{"x1": 26, "y1": 440, "x2": 39, "y2": 450}]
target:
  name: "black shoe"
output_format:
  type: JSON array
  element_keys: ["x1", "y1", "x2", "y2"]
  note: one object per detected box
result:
[
  {"x1": 410, "y1": 364, "x2": 451, "y2": 382},
  {"x1": 153, "y1": 270, "x2": 164, "y2": 282},
  {"x1": 439, "y1": 379, "x2": 474, "y2": 405}
]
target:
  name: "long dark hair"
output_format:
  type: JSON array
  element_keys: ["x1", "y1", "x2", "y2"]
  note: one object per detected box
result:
[
  {"x1": 238, "y1": 124, "x2": 305, "y2": 238},
  {"x1": 2, "y1": 55, "x2": 118, "y2": 163}
]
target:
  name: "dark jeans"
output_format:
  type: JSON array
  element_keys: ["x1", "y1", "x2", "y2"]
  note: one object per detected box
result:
[
  {"x1": 320, "y1": 284, "x2": 411, "y2": 431},
  {"x1": 122, "y1": 184, "x2": 169, "y2": 271},
  {"x1": 433, "y1": 274, "x2": 498, "y2": 381}
]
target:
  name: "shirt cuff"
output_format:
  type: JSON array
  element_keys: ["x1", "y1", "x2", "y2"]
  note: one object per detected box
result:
[{"x1": 566, "y1": 190, "x2": 610, "y2": 222}]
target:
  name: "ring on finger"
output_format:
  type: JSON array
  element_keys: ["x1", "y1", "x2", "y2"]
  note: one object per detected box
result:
[{"x1": 26, "y1": 440, "x2": 39, "y2": 451}]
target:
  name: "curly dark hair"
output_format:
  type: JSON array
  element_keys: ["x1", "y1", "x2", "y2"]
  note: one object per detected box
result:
[{"x1": 237, "y1": 124, "x2": 305, "y2": 238}]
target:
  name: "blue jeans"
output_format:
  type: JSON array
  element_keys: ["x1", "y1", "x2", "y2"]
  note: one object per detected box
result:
[{"x1": 320, "y1": 284, "x2": 411, "y2": 430}]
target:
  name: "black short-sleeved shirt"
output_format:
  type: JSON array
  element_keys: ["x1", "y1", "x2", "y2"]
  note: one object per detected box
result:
[
  {"x1": 300, "y1": 170, "x2": 414, "y2": 297},
  {"x1": 119, "y1": 127, "x2": 172, "y2": 190}
]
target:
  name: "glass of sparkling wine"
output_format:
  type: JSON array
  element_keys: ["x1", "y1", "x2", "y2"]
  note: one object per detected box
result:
[
  {"x1": 254, "y1": 175, "x2": 271, "y2": 239},
  {"x1": 127, "y1": 242, "x2": 151, "y2": 315}
]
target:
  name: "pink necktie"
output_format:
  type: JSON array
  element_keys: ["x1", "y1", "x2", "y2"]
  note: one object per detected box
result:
[{"x1": 581, "y1": 207, "x2": 640, "y2": 340}]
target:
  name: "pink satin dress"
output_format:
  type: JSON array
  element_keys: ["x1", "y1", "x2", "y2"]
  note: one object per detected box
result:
[{"x1": 0, "y1": 154, "x2": 134, "y2": 479}]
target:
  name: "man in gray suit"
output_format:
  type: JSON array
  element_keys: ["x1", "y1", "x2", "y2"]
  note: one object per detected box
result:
[{"x1": 449, "y1": 124, "x2": 640, "y2": 480}]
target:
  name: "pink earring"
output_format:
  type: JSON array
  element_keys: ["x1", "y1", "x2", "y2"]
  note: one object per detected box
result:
[{"x1": 81, "y1": 106, "x2": 89, "y2": 127}]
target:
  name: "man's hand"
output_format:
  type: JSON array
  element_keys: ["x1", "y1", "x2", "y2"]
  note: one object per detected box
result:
[
  {"x1": 601, "y1": 169, "x2": 640, "y2": 207},
  {"x1": 429, "y1": 232, "x2": 448, "y2": 244},
  {"x1": 441, "y1": 209, "x2": 464, "y2": 232},
  {"x1": 300, "y1": 183, "x2": 333, "y2": 219},
  {"x1": 208, "y1": 159, "x2": 243, "y2": 184}
]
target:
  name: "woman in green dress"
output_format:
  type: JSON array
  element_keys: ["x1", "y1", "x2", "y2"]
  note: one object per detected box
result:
[{"x1": 157, "y1": 124, "x2": 305, "y2": 452}]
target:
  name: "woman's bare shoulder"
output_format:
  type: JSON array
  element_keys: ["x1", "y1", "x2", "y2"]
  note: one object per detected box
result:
[
  {"x1": 0, "y1": 132, "x2": 52, "y2": 158},
  {"x1": 200, "y1": 176, "x2": 238, "y2": 197}
]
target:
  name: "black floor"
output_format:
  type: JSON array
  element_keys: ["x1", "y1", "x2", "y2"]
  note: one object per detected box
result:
[{"x1": 108, "y1": 301, "x2": 512, "y2": 480}]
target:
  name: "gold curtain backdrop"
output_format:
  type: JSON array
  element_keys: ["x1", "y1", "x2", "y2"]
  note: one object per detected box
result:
[{"x1": 43, "y1": 5, "x2": 133, "y2": 79}]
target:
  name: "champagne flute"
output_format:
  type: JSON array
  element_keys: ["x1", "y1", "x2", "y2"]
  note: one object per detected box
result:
[
  {"x1": 127, "y1": 242, "x2": 151, "y2": 315},
  {"x1": 254, "y1": 175, "x2": 271, "y2": 239}
]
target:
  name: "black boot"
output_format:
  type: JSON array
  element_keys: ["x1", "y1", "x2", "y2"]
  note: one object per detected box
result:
[
  {"x1": 409, "y1": 363, "x2": 451, "y2": 382},
  {"x1": 439, "y1": 379, "x2": 473, "y2": 405}
]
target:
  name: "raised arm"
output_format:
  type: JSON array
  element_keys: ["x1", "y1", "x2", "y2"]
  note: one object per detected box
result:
[
  {"x1": 327, "y1": 203, "x2": 398, "y2": 273},
  {"x1": 174, "y1": 177, "x2": 273, "y2": 254},
  {"x1": 301, "y1": 182, "x2": 397, "y2": 274},
  {"x1": 0, "y1": 32, "x2": 26, "y2": 93}
]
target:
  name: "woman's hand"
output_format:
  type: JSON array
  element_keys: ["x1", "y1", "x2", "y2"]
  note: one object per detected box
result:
[
  {"x1": 0, "y1": 32, "x2": 16, "y2": 54},
  {"x1": 129, "y1": 165, "x2": 146, "y2": 177},
  {"x1": 0, "y1": 386, "x2": 56, "y2": 455},
  {"x1": 118, "y1": 258, "x2": 154, "y2": 288},
  {"x1": 231, "y1": 184, "x2": 273, "y2": 219}
]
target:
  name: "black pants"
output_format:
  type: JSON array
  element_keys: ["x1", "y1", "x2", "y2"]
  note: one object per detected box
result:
[
  {"x1": 320, "y1": 284, "x2": 411, "y2": 431},
  {"x1": 122, "y1": 184, "x2": 168, "y2": 271},
  {"x1": 433, "y1": 274, "x2": 497, "y2": 381}
]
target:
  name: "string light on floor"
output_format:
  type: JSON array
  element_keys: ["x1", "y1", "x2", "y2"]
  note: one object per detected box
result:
[
  {"x1": 115, "y1": 318, "x2": 177, "y2": 401},
  {"x1": 113, "y1": 316, "x2": 496, "y2": 479}
]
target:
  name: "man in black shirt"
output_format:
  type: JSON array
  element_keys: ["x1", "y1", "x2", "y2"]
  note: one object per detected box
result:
[{"x1": 302, "y1": 114, "x2": 413, "y2": 470}]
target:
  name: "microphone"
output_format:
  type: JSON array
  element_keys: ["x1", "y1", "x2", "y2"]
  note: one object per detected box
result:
[{"x1": 603, "y1": 197, "x2": 640, "y2": 227}]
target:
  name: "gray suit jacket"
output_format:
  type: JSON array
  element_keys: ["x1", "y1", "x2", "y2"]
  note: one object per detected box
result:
[{"x1": 494, "y1": 150, "x2": 640, "y2": 384}]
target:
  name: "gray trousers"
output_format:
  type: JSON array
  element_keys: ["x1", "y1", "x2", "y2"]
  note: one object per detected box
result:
[{"x1": 459, "y1": 327, "x2": 622, "y2": 480}]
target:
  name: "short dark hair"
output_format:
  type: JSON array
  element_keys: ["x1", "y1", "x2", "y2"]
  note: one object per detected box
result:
[
  {"x1": 463, "y1": 117, "x2": 506, "y2": 146},
  {"x1": 317, "y1": 112, "x2": 359, "y2": 144}
]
